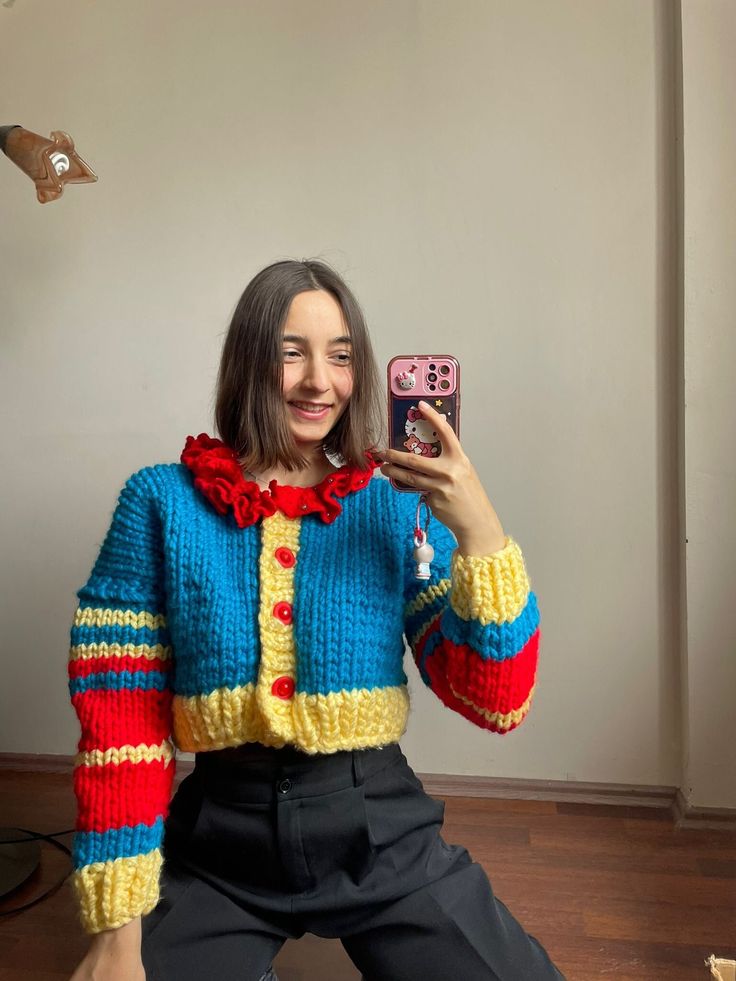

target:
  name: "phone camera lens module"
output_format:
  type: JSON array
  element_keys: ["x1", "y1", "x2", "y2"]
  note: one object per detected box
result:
[
  {"x1": 439, "y1": 379, "x2": 450, "y2": 391},
  {"x1": 428, "y1": 372, "x2": 437, "y2": 382},
  {"x1": 439, "y1": 365, "x2": 450, "y2": 376}
]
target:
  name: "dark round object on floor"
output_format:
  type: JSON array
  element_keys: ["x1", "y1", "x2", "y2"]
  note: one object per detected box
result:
[{"x1": 0, "y1": 828, "x2": 41, "y2": 897}]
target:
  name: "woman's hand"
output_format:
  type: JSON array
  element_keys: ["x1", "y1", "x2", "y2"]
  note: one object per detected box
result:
[
  {"x1": 380, "y1": 400, "x2": 507, "y2": 556},
  {"x1": 69, "y1": 916, "x2": 145, "y2": 981}
]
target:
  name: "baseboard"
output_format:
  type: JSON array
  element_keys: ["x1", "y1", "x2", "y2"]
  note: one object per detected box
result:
[
  {"x1": 2, "y1": 753, "x2": 734, "y2": 830},
  {"x1": 0, "y1": 753, "x2": 73, "y2": 773},
  {"x1": 419, "y1": 774, "x2": 736, "y2": 830},
  {"x1": 672, "y1": 787, "x2": 736, "y2": 830},
  {"x1": 419, "y1": 771, "x2": 677, "y2": 808}
]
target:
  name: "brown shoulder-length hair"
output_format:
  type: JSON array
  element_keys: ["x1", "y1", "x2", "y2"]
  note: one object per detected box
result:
[{"x1": 214, "y1": 258, "x2": 384, "y2": 473}]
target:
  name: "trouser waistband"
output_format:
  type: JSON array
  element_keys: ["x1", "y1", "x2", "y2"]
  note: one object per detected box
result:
[{"x1": 192, "y1": 741, "x2": 403, "y2": 802}]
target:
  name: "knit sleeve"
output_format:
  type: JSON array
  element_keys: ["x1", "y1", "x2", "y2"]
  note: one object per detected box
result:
[
  {"x1": 400, "y1": 495, "x2": 541, "y2": 734},
  {"x1": 67, "y1": 468, "x2": 175, "y2": 933}
]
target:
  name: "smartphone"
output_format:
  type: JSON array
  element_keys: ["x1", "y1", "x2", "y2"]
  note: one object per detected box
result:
[{"x1": 386, "y1": 355, "x2": 461, "y2": 492}]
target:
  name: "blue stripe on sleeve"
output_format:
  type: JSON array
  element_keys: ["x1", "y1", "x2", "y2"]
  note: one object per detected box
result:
[
  {"x1": 70, "y1": 624, "x2": 171, "y2": 649},
  {"x1": 408, "y1": 591, "x2": 540, "y2": 663},
  {"x1": 439, "y1": 591, "x2": 540, "y2": 660},
  {"x1": 68, "y1": 671, "x2": 170, "y2": 696},
  {"x1": 72, "y1": 817, "x2": 165, "y2": 867}
]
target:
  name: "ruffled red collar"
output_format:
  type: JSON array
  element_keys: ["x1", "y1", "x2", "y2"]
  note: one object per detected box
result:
[{"x1": 181, "y1": 433, "x2": 380, "y2": 527}]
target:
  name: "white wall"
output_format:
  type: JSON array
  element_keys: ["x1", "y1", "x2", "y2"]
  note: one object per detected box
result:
[{"x1": 1, "y1": 1, "x2": 731, "y2": 807}]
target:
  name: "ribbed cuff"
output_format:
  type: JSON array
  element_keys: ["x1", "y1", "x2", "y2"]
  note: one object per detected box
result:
[
  {"x1": 450, "y1": 535, "x2": 531, "y2": 624},
  {"x1": 73, "y1": 849, "x2": 162, "y2": 934}
]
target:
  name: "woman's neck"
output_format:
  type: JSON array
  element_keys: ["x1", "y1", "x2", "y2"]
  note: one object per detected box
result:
[{"x1": 244, "y1": 453, "x2": 340, "y2": 490}]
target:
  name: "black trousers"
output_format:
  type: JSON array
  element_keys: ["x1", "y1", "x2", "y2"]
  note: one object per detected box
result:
[{"x1": 141, "y1": 741, "x2": 565, "y2": 981}]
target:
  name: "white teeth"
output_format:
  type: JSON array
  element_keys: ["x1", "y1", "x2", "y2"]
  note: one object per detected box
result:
[{"x1": 292, "y1": 402, "x2": 328, "y2": 412}]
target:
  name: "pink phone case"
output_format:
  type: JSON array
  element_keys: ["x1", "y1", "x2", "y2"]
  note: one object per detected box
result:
[{"x1": 386, "y1": 355, "x2": 461, "y2": 491}]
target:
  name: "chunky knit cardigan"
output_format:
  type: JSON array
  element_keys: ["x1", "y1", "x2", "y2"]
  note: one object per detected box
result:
[{"x1": 68, "y1": 434, "x2": 541, "y2": 933}]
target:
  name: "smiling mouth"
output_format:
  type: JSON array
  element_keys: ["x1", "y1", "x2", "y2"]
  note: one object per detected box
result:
[{"x1": 289, "y1": 401, "x2": 332, "y2": 413}]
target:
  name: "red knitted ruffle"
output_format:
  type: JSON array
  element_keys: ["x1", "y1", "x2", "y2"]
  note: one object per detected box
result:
[{"x1": 181, "y1": 433, "x2": 380, "y2": 527}]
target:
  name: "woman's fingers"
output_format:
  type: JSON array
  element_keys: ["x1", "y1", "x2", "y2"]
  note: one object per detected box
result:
[
  {"x1": 382, "y1": 399, "x2": 464, "y2": 477},
  {"x1": 381, "y1": 398, "x2": 467, "y2": 493},
  {"x1": 380, "y1": 460, "x2": 442, "y2": 492},
  {"x1": 415, "y1": 399, "x2": 462, "y2": 457}
]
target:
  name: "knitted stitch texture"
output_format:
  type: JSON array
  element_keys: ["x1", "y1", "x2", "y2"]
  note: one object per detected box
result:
[{"x1": 68, "y1": 453, "x2": 541, "y2": 933}]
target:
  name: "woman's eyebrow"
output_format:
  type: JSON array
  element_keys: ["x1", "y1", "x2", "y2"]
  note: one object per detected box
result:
[{"x1": 282, "y1": 334, "x2": 353, "y2": 344}]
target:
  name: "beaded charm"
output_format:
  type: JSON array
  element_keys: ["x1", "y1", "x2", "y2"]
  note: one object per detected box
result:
[{"x1": 413, "y1": 494, "x2": 434, "y2": 580}]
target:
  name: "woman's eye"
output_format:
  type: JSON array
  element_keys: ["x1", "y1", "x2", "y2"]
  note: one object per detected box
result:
[{"x1": 282, "y1": 349, "x2": 351, "y2": 363}]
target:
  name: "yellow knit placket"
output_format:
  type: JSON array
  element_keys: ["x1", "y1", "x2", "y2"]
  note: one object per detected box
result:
[{"x1": 255, "y1": 511, "x2": 302, "y2": 742}]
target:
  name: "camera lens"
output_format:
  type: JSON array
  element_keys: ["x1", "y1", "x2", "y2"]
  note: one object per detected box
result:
[
  {"x1": 428, "y1": 372, "x2": 437, "y2": 382},
  {"x1": 439, "y1": 364, "x2": 450, "y2": 376},
  {"x1": 439, "y1": 379, "x2": 450, "y2": 391},
  {"x1": 428, "y1": 384, "x2": 436, "y2": 391},
  {"x1": 429, "y1": 363, "x2": 436, "y2": 371}
]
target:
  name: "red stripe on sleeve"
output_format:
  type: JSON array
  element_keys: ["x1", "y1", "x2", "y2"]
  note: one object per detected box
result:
[
  {"x1": 419, "y1": 628, "x2": 540, "y2": 732},
  {"x1": 73, "y1": 758, "x2": 175, "y2": 832},
  {"x1": 71, "y1": 689, "x2": 173, "y2": 751},
  {"x1": 69, "y1": 655, "x2": 173, "y2": 679}
]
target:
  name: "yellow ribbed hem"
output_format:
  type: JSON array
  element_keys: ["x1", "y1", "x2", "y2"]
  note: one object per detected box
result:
[
  {"x1": 73, "y1": 850, "x2": 162, "y2": 934},
  {"x1": 172, "y1": 683, "x2": 410, "y2": 755},
  {"x1": 450, "y1": 535, "x2": 530, "y2": 625}
]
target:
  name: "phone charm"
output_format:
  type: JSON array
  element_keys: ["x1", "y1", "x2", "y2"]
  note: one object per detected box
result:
[{"x1": 413, "y1": 494, "x2": 434, "y2": 580}]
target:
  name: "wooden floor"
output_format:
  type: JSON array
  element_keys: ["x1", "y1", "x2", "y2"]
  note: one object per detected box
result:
[{"x1": 0, "y1": 770, "x2": 734, "y2": 980}]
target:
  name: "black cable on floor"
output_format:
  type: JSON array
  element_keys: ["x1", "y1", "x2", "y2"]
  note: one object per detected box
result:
[{"x1": 0, "y1": 826, "x2": 74, "y2": 915}]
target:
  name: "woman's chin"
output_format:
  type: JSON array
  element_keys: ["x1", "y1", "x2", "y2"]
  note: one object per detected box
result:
[{"x1": 289, "y1": 423, "x2": 330, "y2": 449}]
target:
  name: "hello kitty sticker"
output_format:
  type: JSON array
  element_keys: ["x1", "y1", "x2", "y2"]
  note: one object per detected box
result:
[{"x1": 404, "y1": 405, "x2": 445, "y2": 457}]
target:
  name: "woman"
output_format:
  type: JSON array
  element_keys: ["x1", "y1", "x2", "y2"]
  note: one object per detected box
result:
[{"x1": 68, "y1": 259, "x2": 563, "y2": 980}]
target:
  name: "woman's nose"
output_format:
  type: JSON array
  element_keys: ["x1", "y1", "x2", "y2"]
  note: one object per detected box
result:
[{"x1": 301, "y1": 359, "x2": 330, "y2": 391}]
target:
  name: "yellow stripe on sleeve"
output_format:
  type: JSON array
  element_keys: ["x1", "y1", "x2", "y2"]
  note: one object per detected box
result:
[
  {"x1": 404, "y1": 578, "x2": 450, "y2": 617},
  {"x1": 69, "y1": 642, "x2": 172, "y2": 662},
  {"x1": 447, "y1": 682, "x2": 536, "y2": 731},
  {"x1": 72, "y1": 608, "x2": 167, "y2": 630},
  {"x1": 75, "y1": 740, "x2": 175, "y2": 768}
]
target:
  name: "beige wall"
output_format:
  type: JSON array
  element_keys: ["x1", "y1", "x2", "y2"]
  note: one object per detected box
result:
[
  {"x1": 1, "y1": 1, "x2": 732, "y2": 807},
  {"x1": 679, "y1": 0, "x2": 736, "y2": 808}
]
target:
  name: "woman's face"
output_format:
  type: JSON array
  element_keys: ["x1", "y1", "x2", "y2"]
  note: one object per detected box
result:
[{"x1": 280, "y1": 289, "x2": 354, "y2": 450}]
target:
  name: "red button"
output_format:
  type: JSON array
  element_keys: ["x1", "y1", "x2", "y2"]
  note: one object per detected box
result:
[
  {"x1": 275, "y1": 547, "x2": 295, "y2": 568},
  {"x1": 273, "y1": 601, "x2": 293, "y2": 624},
  {"x1": 271, "y1": 675, "x2": 295, "y2": 699}
]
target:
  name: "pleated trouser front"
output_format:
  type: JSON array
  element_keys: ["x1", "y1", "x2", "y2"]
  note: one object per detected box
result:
[{"x1": 140, "y1": 741, "x2": 566, "y2": 981}]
